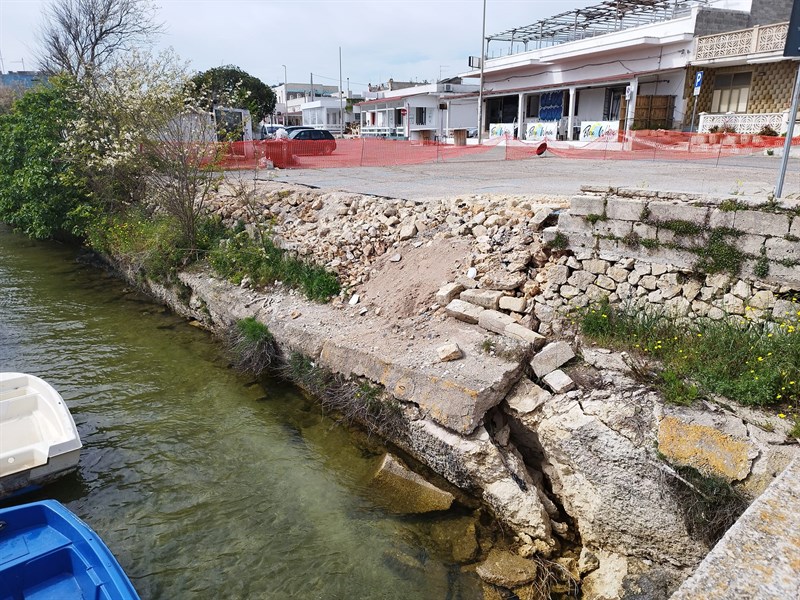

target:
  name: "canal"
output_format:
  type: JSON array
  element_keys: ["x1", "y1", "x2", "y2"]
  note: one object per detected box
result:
[{"x1": 0, "y1": 227, "x2": 484, "y2": 599}]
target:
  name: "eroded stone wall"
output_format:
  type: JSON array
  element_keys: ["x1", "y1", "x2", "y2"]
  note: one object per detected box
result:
[{"x1": 539, "y1": 186, "x2": 800, "y2": 324}]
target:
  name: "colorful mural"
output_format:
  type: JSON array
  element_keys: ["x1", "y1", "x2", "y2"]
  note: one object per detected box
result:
[
  {"x1": 526, "y1": 122, "x2": 558, "y2": 140},
  {"x1": 579, "y1": 120, "x2": 620, "y2": 141}
]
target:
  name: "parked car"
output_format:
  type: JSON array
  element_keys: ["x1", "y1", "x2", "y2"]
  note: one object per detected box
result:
[
  {"x1": 260, "y1": 124, "x2": 285, "y2": 139},
  {"x1": 287, "y1": 128, "x2": 336, "y2": 155},
  {"x1": 284, "y1": 125, "x2": 314, "y2": 133}
]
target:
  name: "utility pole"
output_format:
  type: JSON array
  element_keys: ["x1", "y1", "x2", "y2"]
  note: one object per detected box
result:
[
  {"x1": 339, "y1": 47, "x2": 344, "y2": 138},
  {"x1": 477, "y1": 0, "x2": 487, "y2": 145}
]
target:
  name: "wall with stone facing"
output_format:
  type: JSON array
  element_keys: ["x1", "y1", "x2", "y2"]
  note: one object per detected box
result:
[
  {"x1": 748, "y1": 0, "x2": 792, "y2": 26},
  {"x1": 538, "y1": 187, "x2": 800, "y2": 324}
]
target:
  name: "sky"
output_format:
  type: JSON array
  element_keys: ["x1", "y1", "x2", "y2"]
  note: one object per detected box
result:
[{"x1": 0, "y1": 0, "x2": 597, "y2": 93}]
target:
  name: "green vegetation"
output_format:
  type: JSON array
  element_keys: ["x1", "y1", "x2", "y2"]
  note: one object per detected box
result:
[
  {"x1": 585, "y1": 213, "x2": 607, "y2": 225},
  {"x1": 692, "y1": 228, "x2": 744, "y2": 275},
  {"x1": 548, "y1": 232, "x2": 569, "y2": 250},
  {"x1": 666, "y1": 463, "x2": 749, "y2": 546},
  {"x1": 658, "y1": 219, "x2": 704, "y2": 236},
  {"x1": 189, "y1": 65, "x2": 276, "y2": 123},
  {"x1": 0, "y1": 78, "x2": 92, "y2": 239},
  {"x1": 227, "y1": 317, "x2": 277, "y2": 376},
  {"x1": 209, "y1": 229, "x2": 340, "y2": 302},
  {"x1": 580, "y1": 299, "x2": 800, "y2": 408}
]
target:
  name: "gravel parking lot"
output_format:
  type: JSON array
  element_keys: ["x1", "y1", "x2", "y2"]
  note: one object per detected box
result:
[{"x1": 252, "y1": 153, "x2": 800, "y2": 201}]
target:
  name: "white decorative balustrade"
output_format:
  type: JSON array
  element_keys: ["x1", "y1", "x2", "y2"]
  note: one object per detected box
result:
[
  {"x1": 695, "y1": 22, "x2": 788, "y2": 61},
  {"x1": 698, "y1": 112, "x2": 786, "y2": 134}
]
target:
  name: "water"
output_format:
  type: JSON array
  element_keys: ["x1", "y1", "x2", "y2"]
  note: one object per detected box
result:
[{"x1": 0, "y1": 227, "x2": 484, "y2": 599}]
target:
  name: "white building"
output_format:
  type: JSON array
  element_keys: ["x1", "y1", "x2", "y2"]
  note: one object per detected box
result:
[
  {"x1": 300, "y1": 95, "x2": 362, "y2": 135},
  {"x1": 461, "y1": 0, "x2": 792, "y2": 141},
  {"x1": 270, "y1": 82, "x2": 340, "y2": 126},
  {"x1": 357, "y1": 79, "x2": 479, "y2": 141}
]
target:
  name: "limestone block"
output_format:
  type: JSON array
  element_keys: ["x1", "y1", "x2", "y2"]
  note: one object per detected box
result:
[
  {"x1": 435, "y1": 282, "x2": 465, "y2": 306},
  {"x1": 606, "y1": 198, "x2": 646, "y2": 221},
  {"x1": 445, "y1": 299, "x2": 484, "y2": 324},
  {"x1": 731, "y1": 279, "x2": 751, "y2": 299},
  {"x1": 723, "y1": 293, "x2": 745, "y2": 315},
  {"x1": 560, "y1": 285, "x2": 580, "y2": 299},
  {"x1": 639, "y1": 275, "x2": 658, "y2": 290},
  {"x1": 543, "y1": 369, "x2": 575, "y2": 394},
  {"x1": 632, "y1": 222, "x2": 658, "y2": 239},
  {"x1": 586, "y1": 284, "x2": 609, "y2": 302},
  {"x1": 734, "y1": 210, "x2": 790, "y2": 237},
  {"x1": 476, "y1": 549, "x2": 539, "y2": 587},
  {"x1": 531, "y1": 341, "x2": 575, "y2": 378},
  {"x1": 437, "y1": 343, "x2": 463, "y2": 362},
  {"x1": 558, "y1": 212, "x2": 594, "y2": 234},
  {"x1": 709, "y1": 209, "x2": 736, "y2": 229},
  {"x1": 479, "y1": 309, "x2": 516, "y2": 334},
  {"x1": 569, "y1": 195, "x2": 606, "y2": 217},
  {"x1": 749, "y1": 290, "x2": 776, "y2": 310},
  {"x1": 706, "y1": 273, "x2": 731, "y2": 290},
  {"x1": 530, "y1": 207, "x2": 553, "y2": 231},
  {"x1": 734, "y1": 234, "x2": 766, "y2": 256},
  {"x1": 773, "y1": 299, "x2": 800, "y2": 321},
  {"x1": 790, "y1": 216, "x2": 800, "y2": 238},
  {"x1": 399, "y1": 222, "x2": 417, "y2": 240},
  {"x1": 499, "y1": 295, "x2": 527, "y2": 313},
  {"x1": 568, "y1": 270, "x2": 596, "y2": 291},
  {"x1": 504, "y1": 379, "x2": 552, "y2": 415},
  {"x1": 765, "y1": 237, "x2": 800, "y2": 262},
  {"x1": 628, "y1": 270, "x2": 643, "y2": 285},
  {"x1": 657, "y1": 413, "x2": 757, "y2": 481},
  {"x1": 460, "y1": 289, "x2": 503, "y2": 310},
  {"x1": 647, "y1": 289, "x2": 664, "y2": 304},
  {"x1": 372, "y1": 454, "x2": 454, "y2": 513},
  {"x1": 648, "y1": 202, "x2": 708, "y2": 225},
  {"x1": 481, "y1": 269, "x2": 527, "y2": 291},
  {"x1": 504, "y1": 323, "x2": 546, "y2": 349},
  {"x1": 595, "y1": 274, "x2": 617, "y2": 291},
  {"x1": 583, "y1": 259, "x2": 609, "y2": 274},
  {"x1": 547, "y1": 264, "x2": 570, "y2": 286},
  {"x1": 665, "y1": 296, "x2": 691, "y2": 317},
  {"x1": 607, "y1": 266, "x2": 629, "y2": 283},
  {"x1": 764, "y1": 263, "x2": 800, "y2": 288},
  {"x1": 593, "y1": 220, "x2": 633, "y2": 238}
]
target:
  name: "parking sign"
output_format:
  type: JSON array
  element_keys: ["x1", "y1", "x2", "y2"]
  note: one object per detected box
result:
[{"x1": 693, "y1": 71, "x2": 704, "y2": 96}]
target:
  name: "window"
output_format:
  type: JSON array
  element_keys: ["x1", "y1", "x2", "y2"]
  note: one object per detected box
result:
[
  {"x1": 415, "y1": 107, "x2": 427, "y2": 125},
  {"x1": 711, "y1": 72, "x2": 752, "y2": 113}
]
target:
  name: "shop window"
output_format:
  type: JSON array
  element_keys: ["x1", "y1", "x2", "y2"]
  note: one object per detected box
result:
[
  {"x1": 526, "y1": 95, "x2": 540, "y2": 118},
  {"x1": 415, "y1": 107, "x2": 427, "y2": 125},
  {"x1": 711, "y1": 72, "x2": 752, "y2": 113}
]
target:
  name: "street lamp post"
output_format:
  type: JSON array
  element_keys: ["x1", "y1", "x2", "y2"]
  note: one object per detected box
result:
[
  {"x1": 477, "y1": 0, "x2": 487, "y2": 145},
  {"x1": 281, "y1": 64, "x2": 287, "y2": 125}
]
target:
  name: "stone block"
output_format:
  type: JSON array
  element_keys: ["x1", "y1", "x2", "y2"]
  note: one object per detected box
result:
[
  {"x1": 437, "y1": 343, "x2": 463, "y2": 362},
  {"x1": 583, "y1": 259, "x2": 609, "y2": 274},
  {"x1": 748, "y1": 290, "x2": 776, "y2": 310},
  {"x1": 765, "y1": 237, "x2": 800, "y2": 262},
  {"x1": 734, "y1": 234, "x2": 766, "y2": 256},
  {"x1": 504, "y1": 379, "x2": 552, "y2": 414},
  {"x1": 530, "y1": 207, "x2": 553, "y2": 231},
  {"x1": 593, "y1": 219, "x2": 633, "y2": 238},
  {"x1": 708, "y1": 209, "x2": 736, "y2": 230},
  {"x1": 499, "y1": 295, "x2": 527, "y2": 313},
  {"x1": 648, "y1": 202, "x2": 708, "y2": 225},
  {"x1": 558, "y1": 212, "x2": 594, "y2": 234},
  {"x1": 595, "y1": 274, "x2": 617, "y2": 291},
  {"x1": 606, "y1": 198, "x2": 647, "y2": 221},
  {"x1": 478, "y1": 309, "x2": 516, "y2": 334},
  {"x1": 632, "y1": 222, "x2": 658, "y2": 239},
  {"x1": 570, "y1": 195, "x2": 606, "y2": 217},
  {"x1": 476, "y1": 550, "x2": 539, "y2": 587},
  {"x1": 531, "y1": 341, "x2": 575, "y2": 378},
  {"x1": 481, "y1": 270, "x2": 527, "y2": 291},
  {"x1": 460, "y1": 289, "x2": 503, "y2": 309},
  {"x1": 790, "y1": 217, "x2": 800, "y2": 238},
  {"x1": 607, "y1": 266, "x2": 629, "y2": 282},
  {"x1": 734, "y1": 210, "x2": 790, "y2": 236},
  {"x1": 543, "y1": 369, "x2": 575, "y2": 394},
  {"x1": 568, "y1": 270, "x2": 596, "y2": 291},
  {"x1": 399, "y1": 222, "x2": 417, "y2": 241},
  {"x1": 504, "y1": 323, "x2": 546, "y2": 349},
  {"x1": 372, "y1": 454, "x2": 454, "y2": 513},
  {"x1": 547, "y1": 264, "x2": 570, "y2": 286},
  {"x1": 764, "y1": 263, "x2": 800, "y2": 288},
  {"x1": 657, "y1": 414, "x2": 756, "y2": 481},
  {"x1": 435, "y1": 282, "x2": 465, "y2": 306},
  {"x1": 445, "y1": 299, "x2": 484, "y2": 324}
]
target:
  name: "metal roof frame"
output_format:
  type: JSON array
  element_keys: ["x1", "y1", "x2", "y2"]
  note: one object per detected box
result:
[{"x1": 487, "y1": 0, "x2": 707, "y2": 50}]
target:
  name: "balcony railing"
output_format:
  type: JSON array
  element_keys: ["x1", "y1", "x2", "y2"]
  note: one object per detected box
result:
[
  {"x1": 695, "y1": 22, "x2": 788, "y2": 61},
  {"x1": 698, "y1": 112, "x2": 786, "y2": 134}
]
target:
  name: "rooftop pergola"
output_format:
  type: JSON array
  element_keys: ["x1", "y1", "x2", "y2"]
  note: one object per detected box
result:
[{"x1": 487, "y1": 0, "x2": 707, "y2": 52}]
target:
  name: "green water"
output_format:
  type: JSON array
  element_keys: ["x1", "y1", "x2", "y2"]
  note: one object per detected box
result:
[{"x1": 0, "y1": 227, "x2": 483, "y2": 599}]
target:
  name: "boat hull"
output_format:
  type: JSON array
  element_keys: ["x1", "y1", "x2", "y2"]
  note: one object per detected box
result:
[
  {"x1": 0, "y1": 373, "x2": 82, "y2": 499},
  {"x1": 0, "y1": 500, "x2": 140, "y2": 599}
]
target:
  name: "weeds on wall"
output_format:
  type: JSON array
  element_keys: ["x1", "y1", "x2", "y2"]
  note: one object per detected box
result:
[
  {"x1": 209, "y1": 227, "x2": 341, "y2": 302},
  {"x1": 280, "y1": 352, "x2": 405, "y2": 437},
  {"x1": 580, "y1": 299, "x2": 800, "y2": 410},
  {"x1": 226, "y1": 317, "x2": 278, "y2": 376},
  {"x1": 664, "y1": 463, "x2": 749, "y2": 547}
]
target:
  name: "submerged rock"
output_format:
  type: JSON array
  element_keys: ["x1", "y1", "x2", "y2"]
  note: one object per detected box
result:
[
  {"x1": 475, "y1": 549, "x2": 538, "y2": 587},
  {"x1": 371, "y1": 453, "x2": 454, "y2": 513}
]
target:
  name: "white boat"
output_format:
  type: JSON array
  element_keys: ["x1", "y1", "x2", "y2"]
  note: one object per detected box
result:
[{"x1": 0, "y1": 372, "x2": 82, "y2": 498}]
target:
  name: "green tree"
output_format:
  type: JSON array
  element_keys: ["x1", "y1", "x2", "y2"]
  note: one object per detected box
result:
[
  {"x1": 189, "y1": 65, "x2": 275, "y2": 122},
  {"x1": 0, "y1": 78, "x2": 93, "y2": 239}
]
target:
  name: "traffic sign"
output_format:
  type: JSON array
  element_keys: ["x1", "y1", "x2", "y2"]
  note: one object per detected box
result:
[{"x1": 693, "y1": 71, "x2": 704, "y2": 97}]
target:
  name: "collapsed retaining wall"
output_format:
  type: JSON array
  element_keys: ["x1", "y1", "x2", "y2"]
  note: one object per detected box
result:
[{"x1": 538, "y1": 186, "x2": 800, "y2": 326}]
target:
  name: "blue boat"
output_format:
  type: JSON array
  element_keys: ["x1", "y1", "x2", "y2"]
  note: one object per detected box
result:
[{"x1": 0, "y1": 500, "x2": 139, "y2": 599}]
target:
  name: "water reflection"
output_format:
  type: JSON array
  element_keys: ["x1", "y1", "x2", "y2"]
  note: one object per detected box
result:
[{"x1": 0, "y1": 227, "x2": 483, "y2": 599}]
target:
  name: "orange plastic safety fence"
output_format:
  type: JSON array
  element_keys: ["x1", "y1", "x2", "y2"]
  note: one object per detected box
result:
[{"x1": 208, "y1": 130, "x2": 797, "y2": 170}]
